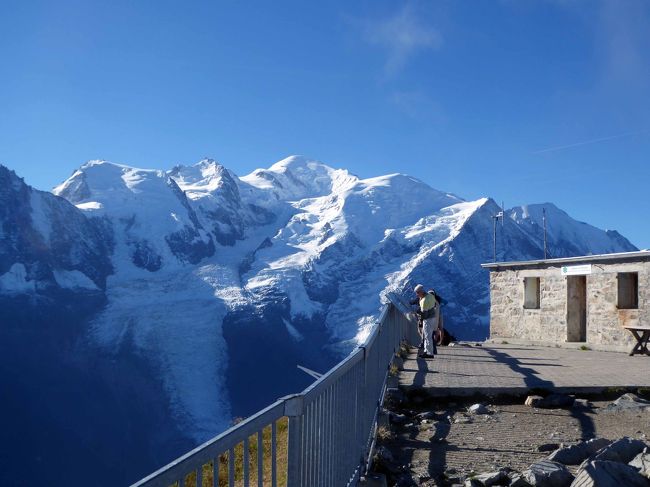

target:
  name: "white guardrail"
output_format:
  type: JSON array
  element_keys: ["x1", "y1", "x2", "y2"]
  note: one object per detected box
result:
[{"x1": 131, "y1": 292, "x2": 417, "y2": 487}]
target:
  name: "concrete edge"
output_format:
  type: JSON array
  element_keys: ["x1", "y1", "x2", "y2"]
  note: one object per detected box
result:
[
  {"x1": 399, "y1": 385, "x2": 645, "y2": 398},
  {"x1": 485, "y1": 337, "x2": 632, "y2": 354}
]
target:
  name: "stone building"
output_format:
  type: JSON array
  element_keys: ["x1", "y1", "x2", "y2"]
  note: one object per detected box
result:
[{"x1": 482, "y1": 251, "x2": 650, "y2": 351}]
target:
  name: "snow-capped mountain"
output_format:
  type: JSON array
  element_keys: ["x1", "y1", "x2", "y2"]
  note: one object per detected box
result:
[
  {"x1": 0, "y1": 156, "x2": 637, "y2": 486},
  {"x1": 53, "y1": 160, "x2": 215, "y2": 271},
  {"x1": 509, "y1": 203, "x2": 635, "y2": 257}
]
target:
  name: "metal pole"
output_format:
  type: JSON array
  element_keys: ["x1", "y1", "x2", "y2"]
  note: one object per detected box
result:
[
  {"x1": 493, "y1": 215, "x2": 497, "y2": 262},
  {"x1": 501, "y1": 201, "x2": 505, "y2": 261},
  {"x1": 542, "y1": 207, "x2": 548, "y2": 260},
  {"x1": 284, "y1": 396, "x2": 304, "y2": 487}
]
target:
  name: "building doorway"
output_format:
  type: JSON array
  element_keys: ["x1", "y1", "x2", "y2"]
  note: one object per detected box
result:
[{"x1": 566, "y1": 275, "x2": 587, "y2": 342}]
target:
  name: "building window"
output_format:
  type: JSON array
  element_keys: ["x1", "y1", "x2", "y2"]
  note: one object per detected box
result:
[
  {"x1": 524, "y1": 277, "x2": 541, "y2": 309},
  {"x1": 617, "y1": 272, "x2": 638, "y2": 309}
]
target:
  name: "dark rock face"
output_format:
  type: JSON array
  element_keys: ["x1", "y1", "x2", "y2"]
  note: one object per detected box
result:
[
  {"x1": 131, "y1": 239, "x2": 163, "y2": 271},
  {"x1": 170, "y1": 161, "x2": 277, "y2": 248},
  {"x1": 0, "y1": 165, "x2": 113, "y2": 291},
  {"x1": 198, "y1": 165, "x2": 245, "y2": 246},
  {"x1": 301, "y1": 232, "x2": 367, "y2": 306},
  {"x1": 204, "y1": 206, "x2": 243, "y2": 246},
  {"x1": 238, "y1": 237, "x2": 273, "y2": 276},
  {"x1": 165, "y1": 227, "x2": 215, "y2": 265},
  {"x1": 165, "y1": 178, "x2": 216, "y2": 262}
]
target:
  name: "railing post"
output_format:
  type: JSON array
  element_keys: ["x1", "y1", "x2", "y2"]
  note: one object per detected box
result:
[
  {"x1": 284, "y1": 394, "x2": 304, "y2": 487},
  {"x1": 358, "y1": 340, "x2": 371, "y2": 478}
]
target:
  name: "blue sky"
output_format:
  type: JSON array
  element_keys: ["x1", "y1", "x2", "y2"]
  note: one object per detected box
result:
[{"x1": 1, "y1": 0, "x2": 649, "y2": 248}]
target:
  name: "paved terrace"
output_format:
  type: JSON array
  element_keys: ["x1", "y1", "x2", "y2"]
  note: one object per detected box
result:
[{"x1": 399, "y1": 343, "x2": 650, "y2": 396}]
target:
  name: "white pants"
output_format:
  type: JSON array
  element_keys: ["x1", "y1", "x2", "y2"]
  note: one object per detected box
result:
[{"x1": 422, "y1": 317, "x2": 438, "y2": 355}]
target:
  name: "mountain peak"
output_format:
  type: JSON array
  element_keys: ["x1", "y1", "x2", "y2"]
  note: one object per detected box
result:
[
  {"x1": 268, "y1": 155, "x2": 333, "y2": 173},
  {"x1": 169, "y1": 159, "x2": 238, "y2": 201},
  {"x1": 80, "y1": 159, "x2": 110, "y2": 169},
  {"x1": 242, "y1": 155, "x2": 357, "y2": 200},
  {"x1": 193, "y1": 158, "x2": 225, "y2": 173},
  {"x1": 53, "y1": 160, "x2": 167, "y2": 204},
  {"x1": 0, "y1": 164, "x2": 25, "y2": 191}
]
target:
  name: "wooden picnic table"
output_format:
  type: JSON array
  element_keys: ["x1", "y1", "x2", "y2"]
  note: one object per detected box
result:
[{"x1": 623, "y1": 326, "x2": 650, "y2": 356}]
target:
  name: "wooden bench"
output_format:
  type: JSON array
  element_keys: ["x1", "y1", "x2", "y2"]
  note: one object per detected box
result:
[{"x1": 623, "y1": 326, "x2": 650, "y2": 356}]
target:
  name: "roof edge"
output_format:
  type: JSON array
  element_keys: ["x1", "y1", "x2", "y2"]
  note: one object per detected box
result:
[{"x1": 481, "y1": 250, "x2": 650, "y2": 270}]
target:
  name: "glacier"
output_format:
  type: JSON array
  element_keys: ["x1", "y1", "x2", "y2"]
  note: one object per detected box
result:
[{"x1": 0, "y1": 156, "x2": 637, "y2": 486}]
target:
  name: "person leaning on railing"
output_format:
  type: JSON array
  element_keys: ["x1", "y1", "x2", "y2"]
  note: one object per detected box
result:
[{"x1": 410, "y1": 284, "x2": 438, "y2": 359}]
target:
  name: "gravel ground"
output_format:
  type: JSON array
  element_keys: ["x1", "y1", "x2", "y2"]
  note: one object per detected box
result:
[{"x1": 377, "y1": 396, "x2": 650, "y2": 486}]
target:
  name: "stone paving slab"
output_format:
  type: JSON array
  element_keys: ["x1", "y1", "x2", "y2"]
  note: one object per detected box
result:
[{"x1": 399, "y1": 343, "x2": 650, "y2": 396}]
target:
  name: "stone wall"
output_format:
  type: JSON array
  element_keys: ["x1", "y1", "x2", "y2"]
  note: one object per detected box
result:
[{"x1": 489, "y1": 259, "x2": 650, "y2": 349}]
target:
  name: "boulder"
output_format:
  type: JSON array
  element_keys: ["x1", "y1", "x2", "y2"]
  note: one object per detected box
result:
[
  {"x1": 525, "y1": 394, "x2": 575, "y2": 409},
  {"x1": 605, "y1": 393, "x2": 650, "y2": 413},
  {"x1": 629, "y1": 450, "x2": 650, "y2": 478},
  {"x1": 571, "y1": 460, "x2": 650, "y2": 487},
  {"x1": 591, "y1": 437, "x2": 647, "y2": 464},
  {"x1": 523, "y1": 460, "x2": 574, "y2": 486},
  {"x1": 468, "y1": 403, "x2": 490, "y2": 415},
  {"x1": 549, "y1": 438, "x2": 612, "y2": 465},
  {"x1": 473, "y1": 469, "x2": 510, "y2": 486},
  {"x1": 525, "y1": 395, "x2": 544, "y2": 407}
]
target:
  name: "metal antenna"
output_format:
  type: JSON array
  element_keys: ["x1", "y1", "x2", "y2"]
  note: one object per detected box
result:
[
  {"x1": 501, "y1": 201, "x2": 505, "y2": 261},
  {"x1": 492, "y1": 204, "x2": 503, "y2": 262},
  {"x1": 542, "y1": 207, "x2": 548, "y2": 260},
  {"x1": 501, "y1": 201, "x2": 505, "y2": 227}
]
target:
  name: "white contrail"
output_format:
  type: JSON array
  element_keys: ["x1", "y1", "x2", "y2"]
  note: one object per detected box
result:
[{"x1": 532, "y1": 129, "x2": 649, "y2": 154}]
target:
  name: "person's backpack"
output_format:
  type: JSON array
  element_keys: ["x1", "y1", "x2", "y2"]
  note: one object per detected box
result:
[{"x1": 427, "y1": 289, "x2": 446, "y2": 306}]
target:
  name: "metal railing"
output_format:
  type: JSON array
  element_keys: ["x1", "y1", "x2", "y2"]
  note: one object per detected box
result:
[{"x1": 131, "y1": 293, "x2": 416, "y2": 487}]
